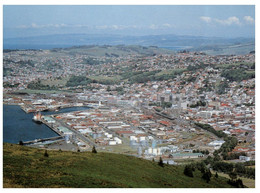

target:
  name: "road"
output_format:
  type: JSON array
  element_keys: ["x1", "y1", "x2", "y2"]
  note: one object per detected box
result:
[{"x1": 51, "y1": 116, "x2": 97, "y2": 147}]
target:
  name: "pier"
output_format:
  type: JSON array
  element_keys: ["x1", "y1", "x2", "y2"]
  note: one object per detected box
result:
[
  {"x1": 41, "y1": 118, "x2": 64, "y2": 136},
  {"x1": 20, "y1": 103, "x2": 95, "y2": 113},
  {"x1": 22, "y1": 136, "x2": 64, "y2": 145}
]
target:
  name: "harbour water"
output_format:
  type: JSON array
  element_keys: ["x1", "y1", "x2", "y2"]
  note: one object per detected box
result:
[{"x1": 3, "y1": 104, "x2": 90, "y2": 144}]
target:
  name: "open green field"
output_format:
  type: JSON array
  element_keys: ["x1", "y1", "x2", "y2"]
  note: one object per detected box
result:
[
  {"x1": 216, "y1": 62, "x2": 254, "y2": 69},
  {"x1": 203, "y1": 43, "x2": 254, "y2": 56},
  {"x1": 156, "y1": 68, "x2": 186, "y2": 76},
  {"x1": 52, "y1": 45, "x2": 175, "y2": 57},
  {"x1": 212, "y1": 171, "x2": 255, "y2": 188},
  {"x1": 3, "y1": 143, "x2": 235, "y2": 188},
  {"x1": 88, "y1": 75, "x2": 122, "y2": 81},
  {"x1": 41, "y1": 77, "x2": 69, "y2": 87}
]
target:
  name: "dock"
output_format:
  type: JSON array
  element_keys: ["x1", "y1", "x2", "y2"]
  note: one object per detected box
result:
[
  {"x1": 41, "y1": 118, "x2": 64, "y2": 136},
  {"x1": 20, "y1": 103, "x2": 94, "y2": 113},
  {"x1": 22, "y1": 136, "x2": 64, "y2": 145}
]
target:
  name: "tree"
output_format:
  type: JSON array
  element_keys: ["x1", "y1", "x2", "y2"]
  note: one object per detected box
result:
[
  {"x1": 228, "y1": 178, "x2": 245, "y2": 188},
  {"x1": 158, "y1": 157, "x2": 164, "y2": 167},
  {"x1": 92, "y1": 146, "x2": 97, "y2": 153},
  {"x1": 202, "y1": 169, "x2": 212, "y2": 183},
  {"x1": 44, "y1": 150, "x2": 49, "y2": 157},
  {"x1": 204, "y1": 155, "x2": 213, "y2": 165},
  {"x1": 196, "y1": 162, "x2": 206, "y2": 173},
  {"x1": 184, "y1": 165, "x2": 194, "y2": 177},
  {"x1": 236, "y1": 179, "x2": 244, "y2": 188},
  {"x1": 229, "y1": 171, "x2": 237, "y2": 181},
  {"x1": 107, "y1": 86, "x2": 111, "y2": 92},
  {"x1": 213, "y1": 154, "x2": 221, "y2": 162}
]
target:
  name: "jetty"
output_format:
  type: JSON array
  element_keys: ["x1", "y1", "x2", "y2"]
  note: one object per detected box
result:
[{"x1": 22, "y1": 136, "x2": 64, "y2": 145}]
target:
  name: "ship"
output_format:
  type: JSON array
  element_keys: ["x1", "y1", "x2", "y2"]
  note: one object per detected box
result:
[{"x1": 32, "y1": 111, "x2": 43, "y2": 124}]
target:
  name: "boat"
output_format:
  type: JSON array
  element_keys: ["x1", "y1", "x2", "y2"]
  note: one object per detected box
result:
[{"x1": 32, "y1": 112, "x2": 43, "y2": 124}]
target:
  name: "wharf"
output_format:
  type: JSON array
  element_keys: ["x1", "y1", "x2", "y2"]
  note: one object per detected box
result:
[
  {"x1": 20, "y1": 103, "x2": 93, "y2": 114},
  {"x1": 22, "y1": 136, "x2": 64, "y2": 145},
  {"x1": 41, "y1": 119, "x2": 64, "y2": 137}
]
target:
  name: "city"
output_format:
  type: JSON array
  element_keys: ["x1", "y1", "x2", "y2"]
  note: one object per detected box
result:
[
  {"x1": 3, "y1": 4, "x2": 255, "y2": 189},
  {"x1": 3, "y1": 48, "x2": 255, "y2": 163}
]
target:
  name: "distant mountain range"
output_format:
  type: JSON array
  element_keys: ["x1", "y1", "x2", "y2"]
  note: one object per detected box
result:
[{"x1": 4, "y1": 34, "x2": 254, "y2": 55}]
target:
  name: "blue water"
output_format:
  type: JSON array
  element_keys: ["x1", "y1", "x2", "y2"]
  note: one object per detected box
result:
[{"x1": 3, "y1": 105, "x2": 90, "y2": 144}]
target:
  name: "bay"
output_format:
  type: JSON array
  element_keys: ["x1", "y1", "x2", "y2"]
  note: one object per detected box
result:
[{"x1": 3, "y1": 104, "x2": 90, "y2": 144}]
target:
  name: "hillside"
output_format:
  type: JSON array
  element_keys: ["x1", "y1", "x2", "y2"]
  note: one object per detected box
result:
[
  {"x1": 3, "y1": 143, "x2": 234, "y2": 188},
  {"x1": 51, "y1": 45, "x2": 175, "y2": 57},
  {"x1": 190, "y1": 42, "x2": 255, "y2": 56}
]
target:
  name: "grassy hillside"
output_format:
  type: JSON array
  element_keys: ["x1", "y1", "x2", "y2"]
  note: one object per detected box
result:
[
  {"x1": 52, "y1": 45, "x2": 175, "y2": 57},
  {"x1": 3, "y1": 143, "x2": 234, "y2": 188},
  {"x1": 193, "y1": 42, "x2": 254, "y2": 56}
]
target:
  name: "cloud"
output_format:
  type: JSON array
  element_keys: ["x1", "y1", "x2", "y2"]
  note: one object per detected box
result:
[
  {"x1": 200, "y1": 16, "x2": 244, "y2": 26},
  {"x1": 95, "y1": 25, "x2": 108, "y2": 30},
  {"x1": 162, "y1": 23, "x2": 172, "y2": 28},
  {"x1": 95, "y1": 25, "x2": 137, "y2": 30},
  {"x1": 16, "y1": 23, "x2": 175, "y2": 31},
  {"x1": 244, "y1": 16, "x2": 254, "y2": 24},
  {"x1": 149, "y1": 23, "x2": 175, "y2": 30},
  {"x1": 17, "y1": 23, "x2": 68, "y2": 29},
  {"x1": 200, "y1": 16, "x2": 212, "y2": 23},
  {"x1": 17, "y1": 25, "x2": 28, "y2": 29},
  {"x1": 215, "y1": 16, "x2": 241, "y2": 25},
  {"x1": 149, "y1": 24, "x2": 158, "y2": 29}
]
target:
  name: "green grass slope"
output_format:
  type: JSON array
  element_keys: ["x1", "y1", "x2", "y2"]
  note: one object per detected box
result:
[{"x1": 3, "y1": 143, "x2": 234, "y2": 188}]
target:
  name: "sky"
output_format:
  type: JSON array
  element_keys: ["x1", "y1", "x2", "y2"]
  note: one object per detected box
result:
[{"x1": 3, "y1": 5, "x2": 255, "y2": 38}]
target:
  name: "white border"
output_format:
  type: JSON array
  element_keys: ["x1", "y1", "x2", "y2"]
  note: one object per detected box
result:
[
  {"x1": 0, "y1": 0, "x2": 257, "y2": 5},
  {"x1": 1, "y1": 1, "x2": 258, "y2": 193}
]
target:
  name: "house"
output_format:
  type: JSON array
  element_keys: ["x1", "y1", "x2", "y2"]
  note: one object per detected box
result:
[
  {"x1": 208, "y1": 140, "x2": 225, "y2": 146},
  {"x1": 116, "y1": 130, "x2": 134, "y2": 138},
  {"x1": 208, "y1": 140, "x2": 225, "y2": 149},
  {"x1": 239, "y1": 156, "x2": 251, "y2": 162}
]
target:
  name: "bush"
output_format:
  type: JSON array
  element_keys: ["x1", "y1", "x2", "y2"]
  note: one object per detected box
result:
[
  {"x1": 202, "y1": 170, "x2": 212, "y2": 183},
  {"x1": 195, "y1": 123, "x2": 227, "y2": 138},
  {"x1": 212, "y1": 161, "x2": 233, "y2": 173},
  {"x1": 158, "y1": 157, "x2": 164, "y2": 167},
  {"x1": 92, "y1": 146, "x2": 97, "y2": 153},
  {"x1": 44, "y1": 150, "x2": 49, "y2": 157},
  {"x1": 227, "y1": 179, "x2": 245, "y2": 188},
  {"x1": 221, "y1": 69, "x2": 254, "y2": 82},
  {"x1": 184, "y1": 165, "x2": 194, "y2": 177}
]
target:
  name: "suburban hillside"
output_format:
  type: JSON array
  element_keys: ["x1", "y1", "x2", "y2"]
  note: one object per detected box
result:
[{"x1": 3, "y1": 143, "x2": 234, "y2": 188}]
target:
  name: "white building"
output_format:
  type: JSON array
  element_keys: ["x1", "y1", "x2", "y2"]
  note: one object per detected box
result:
[
  {"x1": 239, "y1": 156, "x2": 251, "y2": 162},
  {"x1": 114, "y1": 137, "x2": 122, "y2": 144},
  {"x1": 108, "y1": 141, "x2": 117, "y2": 145},
  {"x1": 208, "y1": 140, "x2": 225, "y2": 149}
]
